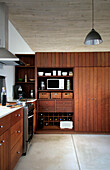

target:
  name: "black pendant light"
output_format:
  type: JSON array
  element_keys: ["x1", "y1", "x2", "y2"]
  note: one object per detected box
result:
[{"x1": 84, "y1": 0, "x2": 103, "y2": 45}]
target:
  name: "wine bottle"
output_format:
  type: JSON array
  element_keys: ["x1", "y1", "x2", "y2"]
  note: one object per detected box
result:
[{"x1": 1, "y1": 87, "x2": 6, "y2": 106}]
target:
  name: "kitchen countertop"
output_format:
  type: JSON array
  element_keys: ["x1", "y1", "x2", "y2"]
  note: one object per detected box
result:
[
  {"x1": 7, "y1": 99, "x2": 37, "y2": 103},
  {"x1": 0, "y1": 106, "x2": 23, "y2": 119}
]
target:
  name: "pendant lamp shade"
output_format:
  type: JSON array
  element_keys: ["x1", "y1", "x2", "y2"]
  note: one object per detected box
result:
[
  {"x1": 84, "y1": 28, "x2": 103, "y2": 45},
  {"x1": 84, "y1": 0, "x2": 103, "y2": 45}
]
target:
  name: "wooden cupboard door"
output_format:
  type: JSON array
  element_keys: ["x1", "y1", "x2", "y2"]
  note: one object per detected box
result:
[
  {"x1": 74, "y1": 67, "x2": 110, "y2": 132},
  {"x1": 0, "y1": 130, "x2": 10, "y2": 170}
]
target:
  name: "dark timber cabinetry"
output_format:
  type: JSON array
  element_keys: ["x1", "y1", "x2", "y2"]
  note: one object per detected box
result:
[{"x1": 35, "y1": 52, "x2": 110, "y2": 134}]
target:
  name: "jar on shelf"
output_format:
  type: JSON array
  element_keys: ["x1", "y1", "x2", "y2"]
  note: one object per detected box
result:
[
  {"x1": 41, "y1": 81, "x2": 45, "y2": 90},
  {"x1": 67, "y1": 79, "x2": 71, "y2": 90}
]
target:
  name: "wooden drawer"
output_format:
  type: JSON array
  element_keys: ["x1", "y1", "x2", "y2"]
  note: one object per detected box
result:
[
  {"x1": 51, "y1": 92, "x2": 61, "y2": 99},
  {"x1": 38, "y1": 101, "x2": 55, "y2": 112},
  {"x1": 11, "y1": 137, "x2": 22, "y2": 170},
  {"x1": 56, "y1": 100, "x2": 73, "y2": 112},
  {"x1": 62, "y1": 92, "x2": 73, "y2": 99},
  {"x1": 39, "y1": 106, "x2": 55, "y2": 112},
  {"x1": 0, "y1": 130, "x2": 10, "y2": 170},
  {"x1": 56, "y1": 100, "x2": 73, "y2": 107},
  {"x1": 10, "y1": 119, "x2": 23, "y2": 150},
  {"x1": 0, "y1": 114, "x2": 10, "y2": 136},
  {"x1": 10, "y1": 108, "x2": 23, "y2": 127},
  {"x1": 39, "y1": 92, "x2": 50, "y2": 99},
  {"x1": 56, "y1": 107, "x2": 73, "y2": 112},
  {"x1": 38, "y1": 100, "x2": 55, "y2": 107}
]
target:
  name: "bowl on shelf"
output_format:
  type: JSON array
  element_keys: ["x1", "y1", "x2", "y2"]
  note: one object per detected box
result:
[
  {"x1": 62, "y1": 72, "x2": 67, "y2": 76},
  {"x1": 38, "y1": 72, "x2": 44, "y2": 76},
  {"x1": 18, "y1": 78, "x2": 23, "y2": 82},
  {"x1": 29, "y1": 79, "x2": 35, "y2": 82}
]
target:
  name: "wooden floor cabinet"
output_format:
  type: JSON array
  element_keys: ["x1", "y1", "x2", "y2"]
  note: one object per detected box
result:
[
  {"x1": 0, "y1": 108, "x2": 23, "y2": 170},
  {"x1": 35, "y1": 52, "x2": 110, "y2": 134},
  {"x1": 74, "y1": 67, "x2": 110, "y2": 133}
]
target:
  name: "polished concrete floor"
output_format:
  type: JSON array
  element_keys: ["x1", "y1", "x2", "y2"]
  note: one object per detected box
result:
[{"x1": 14, "y1": 134, "x2": 110, "y2": 170}]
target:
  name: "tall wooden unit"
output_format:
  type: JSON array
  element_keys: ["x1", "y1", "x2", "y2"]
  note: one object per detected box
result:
[
  {"x1": 15, "y1": 54, "x2": 35, "y2": 98},
  {"x1": 37, "y1": 68, "x2": 74, "y2": 131},
  {"x1": 35, "y1": 52, "x2": 110, "y2": 134},
  {"x1": 74, "y1": 67, "x2": 110, "y2": 133}
]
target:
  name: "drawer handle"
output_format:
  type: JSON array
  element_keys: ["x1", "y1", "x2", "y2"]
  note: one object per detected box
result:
[
  {"x1": 17, "y1": 130, "x2": 21, "y2": 133},
  {"x1": 17, "y1": 114, "x2": 21, "y2": 117},
  {"x1": 63, "y1": 102, "x2": 65, "y2": 104},
  {"x1": 1, "y1": 140, "x2": 5, "y2": 143},
  {"x1": 17, "y1": 151, "x2": 20, "y2": 154},
  {"x1": 45, "y1": 108, "x2": 48, "y2": 111},
  {"x1": 0, "y1": 125, "x2": 3, "y2": 128},
  {"x1": 0, "y1": 143, "x2": 2, "y2": 146}
]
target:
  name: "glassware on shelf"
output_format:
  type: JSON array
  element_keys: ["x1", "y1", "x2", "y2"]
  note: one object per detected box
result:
[
  {"x1": 41, "y1": 81, "x2": 45, "y2": 90},
  {"x1": 67, "y1": 79, "x2": 71, "y2": 90}
]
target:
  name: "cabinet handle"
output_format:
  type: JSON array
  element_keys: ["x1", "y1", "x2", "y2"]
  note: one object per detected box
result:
[
  {"x1": 0, "y1": 143, "x2": 2, "y2": 146},
  {"x1": 0, "y1": 125, "x2": 3, "y2": 128},
  {"x1": 63, "y1": 102, "x2": 65, "y2": 104},
  {"x1": 45, "y1": 108, "x2": 48, "y2": 111},
  {"x1": 1, "y1": 140, "x2": 5, "y2": 143},
  {"x1": 17, "y1": 151, "x2": 20, "y2": 154},
  {"x1": 17, "y1": 114, "x2": 21, "y2": 117},
  {"x1": 17, "y1": 130, "x2": 20, "y2": 133}
]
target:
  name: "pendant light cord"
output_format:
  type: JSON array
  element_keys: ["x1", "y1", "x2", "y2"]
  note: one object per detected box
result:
[{"x1": 92, "y1": 0, "x2": 94, "y2": 29}]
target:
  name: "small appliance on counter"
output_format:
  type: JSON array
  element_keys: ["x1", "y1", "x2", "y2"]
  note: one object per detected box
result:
[{"x1": 13, "y1": 85, "x2": 25, "y2": 99}]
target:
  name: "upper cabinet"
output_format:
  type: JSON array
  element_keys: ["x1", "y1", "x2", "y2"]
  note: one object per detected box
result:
[{"x1": 35, "y1": 52, "x2": 110, "y2": 68}]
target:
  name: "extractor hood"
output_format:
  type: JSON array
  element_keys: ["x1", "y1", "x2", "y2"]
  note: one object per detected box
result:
[{"x1": 0, "y1": 3, "x2": 25, "y2": 66}]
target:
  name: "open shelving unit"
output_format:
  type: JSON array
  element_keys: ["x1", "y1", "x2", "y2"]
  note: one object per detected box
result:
[
  {"x1": 15, "y1": 54, "x2": 35, "y2": 98},
  {"x1": 37, "y1": 68, "x2": 74, "y2": 131}
]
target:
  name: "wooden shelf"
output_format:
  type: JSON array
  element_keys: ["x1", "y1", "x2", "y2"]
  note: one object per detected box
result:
[
  {"x1": 38, "y1": 90, "x2": 73, "y2": 92},
  {"x1": 16, "y1": 82, "x2": 35, "y2": 84},
  {"x1": 38, "y1": 76, "x2": 73, "y2": 78},
  {"x1": 16, "y1": 66, "x2": 35, "y2": 68}
]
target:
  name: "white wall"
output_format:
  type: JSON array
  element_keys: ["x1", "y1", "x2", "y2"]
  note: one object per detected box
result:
[{"x1": 0, "y1": 21, "x2": 34, "y2": 101}]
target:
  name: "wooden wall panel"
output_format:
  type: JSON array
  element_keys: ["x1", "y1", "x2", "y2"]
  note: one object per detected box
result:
[
  {"x1": 97, "y1": 68, "x2": 102, "y2": 131},
  {"x1": 86, "y1": 67, "x2": 90, "y2": 132},
  {"x1": 67, "y1": 53, "x2": 71, "y2": 67},
  {"x1": 35, "y1": 52, "x2": 110, "y2": 67},
  {"x1": 70, "y1": 53, "x2": 75, "y2": 67},
  {"x1": 82, "y1": 68, "x2": 86, "y2": 131},
  {"x1": 74, "y1": 68, "x2": 79, "y2": 131},
  {"x1": 89, "y1": 67, "x2": 94, "y2": 131},
  {"x1": 48, "y1": 52, "x2": 52, "y2": 67},
  {"x1": 74, "y1": 67, "x2": 110, "y2": 132},
  {"x1": 93, "y1": 67, "x2": 98, "y2": 132},
  {"x1": 109, "y1": 68, "x2": 110, "y2": 131},
  {"x1": 56, "y1": 52, "x2": 60, "y2": 67},
  {"x1": 78, "y1": 68, "x2": 83, "y2": 131}
]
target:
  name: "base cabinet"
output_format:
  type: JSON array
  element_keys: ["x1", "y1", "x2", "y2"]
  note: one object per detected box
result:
[
  {"x1": 0, "y1": 108, "x2": 23, "y2": 170},
  {"x1": 11, "y1": 137, "x2": 23, "y2": 170},
  {"x1": 38, "y1": 100, "x2": 74, "y2": 130},
  {"x1": 0, "y1": 130, "x2": 10, "y2": 170}
]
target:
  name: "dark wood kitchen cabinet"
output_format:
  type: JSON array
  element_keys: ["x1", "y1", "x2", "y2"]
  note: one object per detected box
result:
[
  {"x1": 0, "y1": 108, "x2": 23, "y2": 170},
  {"x1": 35, "y1": 52, "x2": 110, "y2": 134},
  {"x1": 74, "y1": 67, "x2": 110, "y2": 133},
  {"x1": 0, "y1": 114, "x2": 10, "y2": 170},
  {"x1": 0, "y1": 130, "x2": 10, "y2": 170},
  {"x1": 15, "y1": 54, "x2": 35, "y2": 98}
]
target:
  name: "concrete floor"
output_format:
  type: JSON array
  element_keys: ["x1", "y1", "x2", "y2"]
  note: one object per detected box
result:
[{"x1": 14, "y1": 134, "x2": 110, "y2": 170}]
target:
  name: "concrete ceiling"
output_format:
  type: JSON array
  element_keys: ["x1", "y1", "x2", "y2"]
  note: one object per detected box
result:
[{"x1": 0, "y1": 0, "x2": 110, "y2": 52}]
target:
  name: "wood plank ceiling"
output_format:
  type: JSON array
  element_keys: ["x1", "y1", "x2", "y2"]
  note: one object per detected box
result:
[{"x1": 1, "y1": 0, "x2": 110, "y2": 52}]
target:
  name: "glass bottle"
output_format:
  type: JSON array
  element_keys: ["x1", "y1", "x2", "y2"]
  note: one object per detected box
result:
[
  {"x1": 41, "y1": 81, "x2": 45, "y2": 90},
  {"x1": 67, "y1": 79, "x2": 71, "y2": 90},
  {"x1": 1, "y1": 87, "x2": 6, "y2": 106}
]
